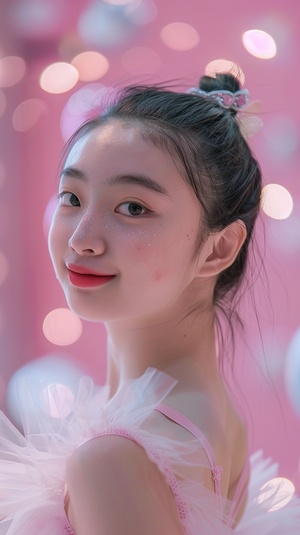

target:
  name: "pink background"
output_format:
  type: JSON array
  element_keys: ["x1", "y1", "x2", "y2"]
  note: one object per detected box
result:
[{"x1": 0, "y1": 0, "x2": 299, "y2": 489}]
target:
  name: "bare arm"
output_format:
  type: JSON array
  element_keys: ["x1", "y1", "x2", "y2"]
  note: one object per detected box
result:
[{"x1": 66, "y1": 435, "x2": 184, "y2": 535}]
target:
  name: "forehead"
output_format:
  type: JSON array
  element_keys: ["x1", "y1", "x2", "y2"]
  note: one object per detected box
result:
[
  {"x1": 65, "y1": 121, "x2": 164, "y2": 166},
  {"x1": 63, "y1": 120, "x2": 197, "y2": 202}
]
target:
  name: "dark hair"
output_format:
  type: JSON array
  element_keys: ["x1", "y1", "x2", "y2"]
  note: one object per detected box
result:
[{"x1": 63, "y1": 73, "x2": 262, "y2": 345}]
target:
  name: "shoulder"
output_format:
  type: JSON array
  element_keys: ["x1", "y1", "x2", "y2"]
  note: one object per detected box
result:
[
  {"x1": 67, "y1": 433, "x2": 143, "y2": 476},
  {"x1": 160, "y1": 383, "x2": 248, "y2": 488},
  {"x1": 66, "y1": 434, "x2": 184, "y2": 535}
]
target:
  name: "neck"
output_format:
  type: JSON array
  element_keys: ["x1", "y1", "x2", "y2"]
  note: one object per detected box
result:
[{"x1": 104, "y1": 304, "x2": 221, "y2": 397}]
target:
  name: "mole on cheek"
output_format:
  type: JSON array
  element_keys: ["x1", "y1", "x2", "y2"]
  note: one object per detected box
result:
[{"x1": 154, "y1": 270, "x2": 163, "y2": 281}]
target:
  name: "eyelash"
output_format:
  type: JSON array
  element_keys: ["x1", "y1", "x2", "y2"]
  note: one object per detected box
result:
[
  {"x1": 116, "y1": 202, "x2": 150, "y2": 217},
  {"x1": 57, "y1": 192, "x2": 150, "y2": 218},
  {"x1": 57, "y1": 192, "x2": 80, "y2": 207}
]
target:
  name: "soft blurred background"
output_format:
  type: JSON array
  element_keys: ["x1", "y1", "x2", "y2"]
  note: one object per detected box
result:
[{"x1": 0, "y1": 0, "x2": 299, "y2": 494}]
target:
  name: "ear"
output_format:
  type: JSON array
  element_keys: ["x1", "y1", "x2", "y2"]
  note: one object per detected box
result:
[{"x1": 197, "y1": 220, "x2": 247, "y2": 278}]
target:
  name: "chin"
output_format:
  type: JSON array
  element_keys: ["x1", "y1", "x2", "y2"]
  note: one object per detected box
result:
[{"x1": 66, "y1": 302, "x2": 106, "y2": 323}]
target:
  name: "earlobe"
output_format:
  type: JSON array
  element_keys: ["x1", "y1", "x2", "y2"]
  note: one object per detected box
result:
[{"x1": 198, "y1": 220, "x2": 247, "y2": 278}]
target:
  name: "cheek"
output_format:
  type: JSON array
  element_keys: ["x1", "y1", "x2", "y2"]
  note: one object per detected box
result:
[
  {"x1": 48, "y1": 214, "x2": 67, "y2": 261},
  {"x1": 153, "y1": 269, "x2": 163, "y2": 282},
  {"x1": 130, "y1": 239, "x2": 171, "y2": 283}
]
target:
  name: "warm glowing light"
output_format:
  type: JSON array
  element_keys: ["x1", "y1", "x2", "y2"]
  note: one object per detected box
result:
[
  {"x1": 122, "y1": 46, "x2": 161, "y2": 73},
  {"x1": 71, "y1": 51, "x2": 109, "y2": 82},
  {"x1": 261, "y1": 184, "x2": 293, "y2": 220},
  {"x1": 0, "y1": 56, "x2": 26, "y2": 88},
  {"x1": 43, "y1": 308, "x2": 82, "y2": 345},
  {"x1": 40, "y1": 62, "x2": 79, "y2": 94},
  {"x1": 12, "y1": 99, "x2": 48, "y2": 132},
  {"x1": 258, "y1": 478, "x2": 295, "y2": 511},
  {"x1": 242, "y1": 29, "x2": 277, "y2": 59},
  {"x1": 42, "y1": 383, "x2": 75, "y2": 418},
  {"x1": 205, "y1": 60, "x2": 245, "y2": 85},
  {"x1": 0, "y1": 251, "x2": 8, "y2": 286},
  {"x1": 0, "y1": 89, "x2": 6, "y2": 118},
  {"x1": 160, "y1": 22, "x2": 199, "y2": 51}
]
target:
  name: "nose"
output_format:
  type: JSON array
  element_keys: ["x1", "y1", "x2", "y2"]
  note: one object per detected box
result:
[{"x1": 68, "y1": 212, "x2": 107, "y2": 256}]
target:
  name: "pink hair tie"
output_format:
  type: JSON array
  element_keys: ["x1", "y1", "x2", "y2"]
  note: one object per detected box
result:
[
  {"x1": 187, "y1": 87, "x2": 263, "y2": 139},
  {"x1": 187, "y1": 88, "x2": 249, "y2": 110}
]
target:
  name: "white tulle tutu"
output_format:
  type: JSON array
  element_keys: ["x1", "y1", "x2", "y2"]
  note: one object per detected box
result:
[{"x1": 0, "y1": 367, "x2": 299, "y2": 534}]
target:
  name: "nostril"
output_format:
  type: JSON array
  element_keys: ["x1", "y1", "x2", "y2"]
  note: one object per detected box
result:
[{"x1": 68, "y1": 235, "x2": 106, "y2": 256}]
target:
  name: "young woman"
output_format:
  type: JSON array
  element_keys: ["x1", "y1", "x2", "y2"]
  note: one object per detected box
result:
[{"x1": 0, "y1": 73, "x2": 299, "y2": 534}]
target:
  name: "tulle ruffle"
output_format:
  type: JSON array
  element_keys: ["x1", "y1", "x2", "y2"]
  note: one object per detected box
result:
[{"x1": 0, "y1": 368, "x2": 299, "y2": 534}]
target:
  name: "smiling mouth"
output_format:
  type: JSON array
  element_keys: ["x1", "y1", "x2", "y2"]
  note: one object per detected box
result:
[{"x1": 67, "y1": 269, "x2": 116, "y2": 288}]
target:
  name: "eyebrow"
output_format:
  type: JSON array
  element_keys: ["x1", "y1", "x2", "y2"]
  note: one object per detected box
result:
[
  {"x1": 107, "y1": 174, "x2": 168, "y2": 196},
  {"x1": 60, "y1": 167, "x2": 86, "y2": 181},
  {"x1": 60, "y1": 167, "x2": 168, "y2": 196}
]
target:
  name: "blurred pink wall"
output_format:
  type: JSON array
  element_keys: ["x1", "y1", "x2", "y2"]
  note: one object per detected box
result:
[{"x1": 0, "y1": 0, "x2": 299, "y2": 489}]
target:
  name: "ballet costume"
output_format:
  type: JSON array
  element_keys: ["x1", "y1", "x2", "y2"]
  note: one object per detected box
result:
[{"x1": 0, "y1": 367, "x2": 299, "y2": 534}]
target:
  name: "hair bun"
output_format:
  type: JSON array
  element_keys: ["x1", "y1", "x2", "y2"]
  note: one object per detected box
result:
[{"x1": 199, "y1": 73, "x2": 241, "y2": 93}]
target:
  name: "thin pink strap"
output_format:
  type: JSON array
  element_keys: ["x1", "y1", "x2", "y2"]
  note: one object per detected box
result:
[
  {"x1": 78, "y1": 426, "x2": 188, "y2": 521},
  {"x1": 154, "y1": 403, "x2": 223, "y2": 497}
]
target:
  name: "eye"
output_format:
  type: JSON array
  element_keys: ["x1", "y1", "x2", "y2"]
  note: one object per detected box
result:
[
  {"x1": 58, "y1": 192, "x2": 80, "y2": 207},
  {"x1": 116, "y1": 202, "x2": 148, "y2": 217}
]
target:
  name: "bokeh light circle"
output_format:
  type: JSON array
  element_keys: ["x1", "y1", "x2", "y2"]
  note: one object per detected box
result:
[
  {"x1": 258, "y1": 478, "x2": 295, "y2": 511},
  {"x1": 71, "y1": 51, "x2": 109, "y2": 82},
  {"x1": 205, "y1": 59, "x2": 245, "y2": 85},
  {"x1": 40, "y1": 62, "x2": 79, "y2": 94},
  {"x1": 243, "y1": 29, "x2": 277, "y2": 59},
  {"x1": 0, "y1": 56, "x2": 26, "y2": 87},
  {"x1": 12, "y1": 99, "x2": 48, "y2": 131},
  {"x1": 43, "y1": 308, "x2": 82, "y2": 345},
  {"x1": 261, "y1": 184, "x2": 293, "y2": 220},
  {"x1": 160, "y1": 22, "x2": 199, "y2": 51}
]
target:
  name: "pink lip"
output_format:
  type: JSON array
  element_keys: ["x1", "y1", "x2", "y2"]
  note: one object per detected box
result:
[{"x1": 66, "y1": 264, "x2": 115, "y2": 288}]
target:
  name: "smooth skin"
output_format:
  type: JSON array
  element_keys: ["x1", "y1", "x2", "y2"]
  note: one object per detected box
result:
[{"x1": 49, "y1": 120, "x2": 248, "y2": 534}]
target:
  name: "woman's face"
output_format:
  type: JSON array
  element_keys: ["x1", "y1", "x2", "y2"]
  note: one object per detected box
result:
[{"x1": 48, "y1": 120, "x2": 208, "y2": 324}]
